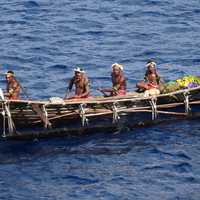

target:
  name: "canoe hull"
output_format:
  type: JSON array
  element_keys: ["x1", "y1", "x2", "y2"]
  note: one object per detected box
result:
[{"x1": 1, "y1": 86, "x2": 200, "y2": 140}]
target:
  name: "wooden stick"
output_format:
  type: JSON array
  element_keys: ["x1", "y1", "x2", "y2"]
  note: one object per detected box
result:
[
  {"x1": 32, "y1": 105, "x2": 187, "y2": 123},
  {"x1": 124, "y1": 109, "x2": 186, "y2": 116},
  {"x1": 0, "y1": 85, "x2": 200, "y2": 106},
  {"x1": 32, "y1": 110, "x2": 79, "y2": 124}
]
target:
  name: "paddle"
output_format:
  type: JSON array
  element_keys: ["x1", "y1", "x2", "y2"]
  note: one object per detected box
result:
[
  {"x1": 18, "y1": 83, "x2": 52, "y2": 128},
  {"x1": 19, "y1": 85, "x2": 31, "y2": 100},
  {"x1": 0, "y1": 88, "x2": 5, "y2": 100},
  {"x1": 97, "y1": 88, "x2": 111, "y2": 97},
  {"x1": 64, "y1": 88, "x2": 71, "y2": 99}
]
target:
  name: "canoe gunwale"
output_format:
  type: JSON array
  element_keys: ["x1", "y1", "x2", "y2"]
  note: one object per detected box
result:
[
  {"x1": 0, "y1": 86, "x2": 200, "y2": 140},
  {"x1": 0, "y1": 85, "x2": 199, "y2": 106}
]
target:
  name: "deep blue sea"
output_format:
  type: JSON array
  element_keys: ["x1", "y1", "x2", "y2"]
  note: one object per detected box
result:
[{"x1": 0, "y1": 0, "x2": 200, "y2": 199}]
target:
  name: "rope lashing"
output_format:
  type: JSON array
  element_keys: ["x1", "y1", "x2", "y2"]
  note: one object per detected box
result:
[
  {"x1": 6, "y1": 103, "x2": 14, "y2": 134},
  {"x1": 112, "y1": 102, "x2": 120, "y2": 123},
  {"x1": 1, "y1": 106, "x2": 6, "y2": 138},
  {"x1": 79, "y1": 103, "x2": 88, "y2": 126},
  {"x1": 150, "y1": 97, "x2": 157, "y2": 120},
  {"x1": 42, "y1": 105, "x2": 51, "y2": 128},
  {"x1": 183, "y1": 92, "x2": 191, "y2": 114},
  {"x1": 0, "y1": 88, "x2": 15, "y2": 136},
  {"x1": 3, "y1": 101, "x2": 15, "y2": 135}
]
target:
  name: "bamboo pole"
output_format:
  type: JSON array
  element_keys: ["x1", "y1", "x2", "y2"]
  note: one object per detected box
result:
[
  {"x1": 1, "y1": 85, "x2": 199, "y2": 106},
  {"x1": 31, "y1": 104, "x2": 188, "y2": 124},
  {"x1": 32, "y1": 110, "x2": 79, "y2": 124}
]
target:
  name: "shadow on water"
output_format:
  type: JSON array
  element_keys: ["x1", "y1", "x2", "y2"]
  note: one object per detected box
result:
[
  {"x1": 0, "y1": 118, "x2": 200, "y2": 165},
  {"x1": 0, "y1": 130, "x2": 135, "y2": 164}
]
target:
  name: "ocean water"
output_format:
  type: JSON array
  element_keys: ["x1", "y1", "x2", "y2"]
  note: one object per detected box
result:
[{"x1": 0, "y1": 0, "x2": 200, "y2": 199}]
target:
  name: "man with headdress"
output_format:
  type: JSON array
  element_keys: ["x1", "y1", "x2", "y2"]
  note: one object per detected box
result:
[
  {"x1": 64, "y1": 67, "x2": 90, "y2": 99},
  {"x1": 98, "y1": 63, "x2": 127, "y2": 96},
  {"x1": 136, "y1": 59, "x2": 162, "y2": 94},
  {"x1": 5, "y1": 70, "x2": 21, "y2": 100}
]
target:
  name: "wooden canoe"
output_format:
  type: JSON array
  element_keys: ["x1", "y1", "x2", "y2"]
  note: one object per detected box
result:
[{"x1": 1, "y1": 86, "x2": 200, "y2": 140}]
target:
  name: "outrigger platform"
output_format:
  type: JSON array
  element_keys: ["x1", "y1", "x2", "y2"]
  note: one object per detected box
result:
[{"x1": 1, "y1": 86, "x2": 200, "y2": 140}]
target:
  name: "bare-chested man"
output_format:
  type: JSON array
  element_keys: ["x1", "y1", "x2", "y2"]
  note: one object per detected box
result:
[
  {"x1": 98, "y1": 63, "x2": 127, "y2": 97},
  {"x1": 5, "y1": 71, "x2": 20, "y2": 100},
  {"x1": 65, "y1": 67, "x2": 90, "y2": 99},
  {"x1": 136, "y1": 59, "x2": 161, "y2": 91}
]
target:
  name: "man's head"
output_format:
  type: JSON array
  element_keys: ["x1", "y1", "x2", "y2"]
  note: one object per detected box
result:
[
  {"x1": 5, "y1": 71, "x2": 14, "y2": 82},
  {"x1": 74, "y1": 67, "x2": 85, "y2": 81},
  {"x1": 112, "y1": 63, "x2": 123, "y2": 76},
  {"x1": 146, "y1": 59, "x2": 157, "y2": 73}
]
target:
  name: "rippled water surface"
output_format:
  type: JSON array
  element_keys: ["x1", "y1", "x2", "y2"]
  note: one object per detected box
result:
[{"x1": 0, "y1": 0, "x2": 200, "y2": 199}]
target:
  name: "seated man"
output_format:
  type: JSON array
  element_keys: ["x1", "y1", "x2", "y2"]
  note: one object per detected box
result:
[
  {"x1": 64, "y1": 67, "x2": 90, "y2": 99},
  {"x1": 136, "y1": 59, "x2": 161, "y2": 96},
  {"x1": 5, "y1": 71, "x2": 20, "y2": 100},
  {"x1": 98, "y1": 63, "x2": 126, "y2": 96}
]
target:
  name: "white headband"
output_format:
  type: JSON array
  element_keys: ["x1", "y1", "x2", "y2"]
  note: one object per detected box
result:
[
  {"x1": 146, "y1": 61, "x2": 156, "y2": 68},
  {"x1": 74, "y1": 67, "x2": 85, "y2": 73},
  {"x1": 112, "y1": 63, "x2": 123, "y2": 71}
]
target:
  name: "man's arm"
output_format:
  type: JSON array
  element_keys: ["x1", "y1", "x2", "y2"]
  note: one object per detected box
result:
[{"x1": 64, "y1": 78, "x2": 74, "y2": 99}]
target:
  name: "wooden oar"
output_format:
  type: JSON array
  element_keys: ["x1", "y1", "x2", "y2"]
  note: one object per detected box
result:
[
  {"x1": 97, "y1": 88, "x2": 110, "y2": 97},
  {"x1": 19, "y1": 84, "x2": 51, "y2": 128},
  {"x1": 64, "y1": 88, "x2": 71, "y2": 99}
]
